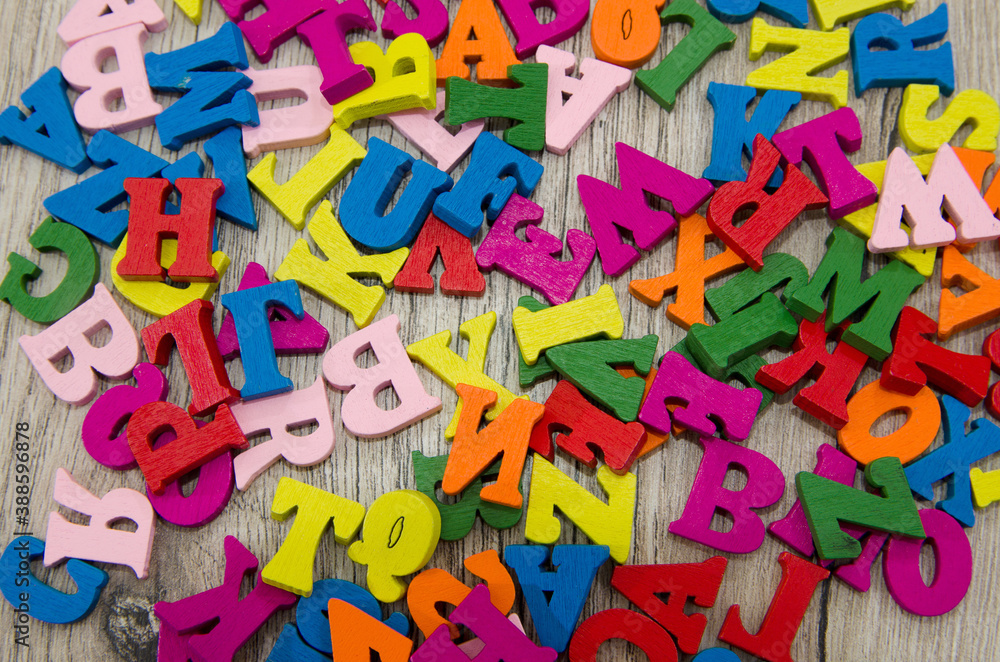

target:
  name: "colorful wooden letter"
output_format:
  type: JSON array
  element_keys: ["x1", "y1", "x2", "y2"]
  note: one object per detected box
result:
[
  {"x1": 446, "y1": 63, "x2": 548, "y2": 152},
  {"x1": 882, "y1": 306, "x2": 990, "y2": 405},
  {"x1": 145, "y1": 426, "x2": 234, "y2": 529},
  {"x1": 348, "y1": 490, "x2": 441, "y2": 603},
  {"x1": 513, "y1": 284, "x2": 624, "y2": 365},
  {"x1": 230, "y1": 377, "x2": 335, "y2": 490},
  {"x1": 870, "y1": 145, "x2": 1000, "y2": 252},
  {"x1": 298, "y1": 578, "x2": 408, "y2": 653},
  {"x1": 568, "y1": 608, "x2": 678, "y2": 661},
  {"x1": 327, "y1": 598, "x2": 413, "y2": 662},
  {"x1": 838, "y1": 156, "x2": 938, "y2": 278},
  {"x1": 145, "y1": 22, "x2": 258, "y2": 150},
  {"x1": 408, "y1": 550, "x2": 514, "y2": 639},
  {"x1": 201, "y1": 127, "x2": 257, "y2": 230},
  {"x1": 265, "y1": 624, "x2": 329, "y2": 662},
  {"x1": 393, "y1": 213, "x2": 485, "y2": 296},
  {"x1": 516, "y1": 296, "x2": 558, "y2": 385},
  {"x1": 899, "y1": 83, "x2": 1000, "y2": 153},
  {"x1": 412, "y1": 585, "x2": 557, "y2": 662},
  {"x1": 295, "y1": 0, "x2": 377, "y2": 104},
  {"x1": 717, "y1": 552, "x2": 830, "y2": 662},
  {"x1": 639, "y1": 351, "x2": 762, "y2": 440},
  {"x1": 431, "y1": 132, "x2": 543, "y2": 237},
  {"x1": 412, "y1": 451, "x2": 522, "y2": 540},
  {"x1": 756, "y1": 313, "x2": 868, "y2": 429},
  {"x1": 669, "y1": 436, "x2": 784, "y2": 553},
  {"x1": 769, "y1": 444, "x2": 857, "y2": 557},
  {"x1": 117, "y1": 178, "x2": 222, "y2": 282},
  {"x1": 578, "y1": 142, "x2": 715, "y2": 276},
  {"x1": 496, "y1": 0, "x2": 588, "y2": 58},
  {"x1": 43, "y1": 468, "x2": 154, "y2": 578},
  {"x1": 505, "y1": 545, "x2": 610, "y2": 652},
  {"x1": 127, "y1": 401, "x2": 248, "y2": 494},
  {"x1": 703, "y1": 83, "x2": 800, "y2": 184},
  {"x1": 707, "y1": 0, "x2": 807, "y2": 27},
  {"x1": 81, "y1": 362, "x2": 166, "y2": 470},
  {"x1": 434, "y1": 0, "x2": 519, "y2": 85},
  {"x1": 61, "y1": 24, "x2": 163, "y2": 133},
  {"x1": 546, "y1": 335, "x2": 658, "y2": 422},
  {"x1": 142, "y1": 299, "x2": 240, "y2": 415},
  {"x1": 155, "y1": 536, "x2": 297, "y2": 662},
  {"x1": 939, "y1": 246, "x2": 1000, "y2": 340},
  {"x1": 231, "y1": 0, "x2": 374, "y2": 83},
  {"x1": 241, "y1": 65, "x2": 333, "y2": 158},
  {"x1": 746, "y1": 19, "x2": 850, "y2": 108},
  {"x1": 810, "y1": 0, "x2": 915, "y2": 32},
  {"x1": 0, "y1": 217, "x2": 99, "y2": 324},
  {"x1": 985, "y1": 328, "x2": 1000, "y2": 419},
  {"x1": 248, "y1": 125, "x2": 365, "y2": 230},
  {"x1": 904, "y1": 396, "x2": 1000, "y2": 528},
  {"x1": 882, "y1": 509, "x2": 972, "y2": 617},
  {"x1": 590, "y1": 0, "x2": 667, "y2": 68},
  {"x1": 635, "y1": 0, "x2": 736, "y2": 111},
  {"x1": 0, "y1": 68, "x2": 90, "y2": 173},
  {"x1": 19, "y1": 283, "x2": 139, "y2": 406},
  {"x1": 851, "y1": 5, "x2": 953, "y2": 96},
  {"x1": 612, "y1": 556, "x2": 727, "y2": 655},
  {"x1": 262, "y1": 477, "x2": 366, "y2": 597},
  {"x1": 216, "y1": 263, "x2": 329, "y2": 361},
  {"x1": 221, "y1": 280, "x2": 304, "y2": 400},
  {"x1": 274, "y1": 202, "x2": 408, "y2": 327},
  {"x1": 971, "y1": 467, "x2": 1000, "y2": 509},
  {"x1": 0, "y1": 537, "x2": 107, "y2": 624},
  {"x1": 785, "y1": 227, "x2": 925, "y2": 360},
  {"x1": 406, "y1": 311, "x2": 524, "y2": 437},
  {"x1": 796, "y1": 456, "x2": 925, "y2": 560},
  {"x1": 837, "y1": 381, "x2": 940, "y2": 465},
  {"x1": 530, "y1": 380, "x2": 647, "y2": 474},
  {"x1": 535, "y1": 46, "x2": 631, "y2": 155},
  {"x1": 707, "y1": 134, "x2": 828, "y2": 271},
  {"x1": 323, "y1": 314, "x2": 441, "y2": 437},
  {"x1": 772, "y1": 107, "x2": 877, "y2": 218},
  {"x1": 378, "y1": 0, "x2": 449, "y2": 46},
  {"x1": 629, "y1": 213, "x2": 746, "y2": 329},
  {"x1": 173, "y1": 0, "x2": 204, "y2": 25},
  {"x1": 442, "y1": 384, "x2": 544, "y2": 508},
  {"x1": 525, "y1": 456, "x2": 637, "y2": 563},
  {"x1": 476, "y1": 194, "x2": 596, "y2": 305},
  {"x1": 332, "y1": 33, "x2": 435, "y2": 129},
  {"x1": 692, "y1": 649, "x2": 742, "y2": 662},
  {"x1": 339, "y1": 137, "x2": 452, "y2": 251},
  {"x1": 688, "y1": 252, "x2": 806, "y2": 377}
]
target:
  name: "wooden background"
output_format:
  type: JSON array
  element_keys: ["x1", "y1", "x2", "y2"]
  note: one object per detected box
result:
[{"x1": 1, "y1": 0, "x2": 998, "y2": 660}]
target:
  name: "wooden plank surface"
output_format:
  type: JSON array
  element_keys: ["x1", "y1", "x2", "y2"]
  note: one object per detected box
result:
[{"x1": 1, "y1": 0, "x2": 998, "y2": 660}]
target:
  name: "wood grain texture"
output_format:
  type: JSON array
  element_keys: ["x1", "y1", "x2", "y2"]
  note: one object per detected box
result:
[{"x1": 1, "y1": 1, "x2": 999, "y2": 660}]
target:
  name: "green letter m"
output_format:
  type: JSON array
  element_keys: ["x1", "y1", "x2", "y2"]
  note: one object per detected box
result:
[{"x1": 786, "y1": 228, "x2": 925, "y2": 360}]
